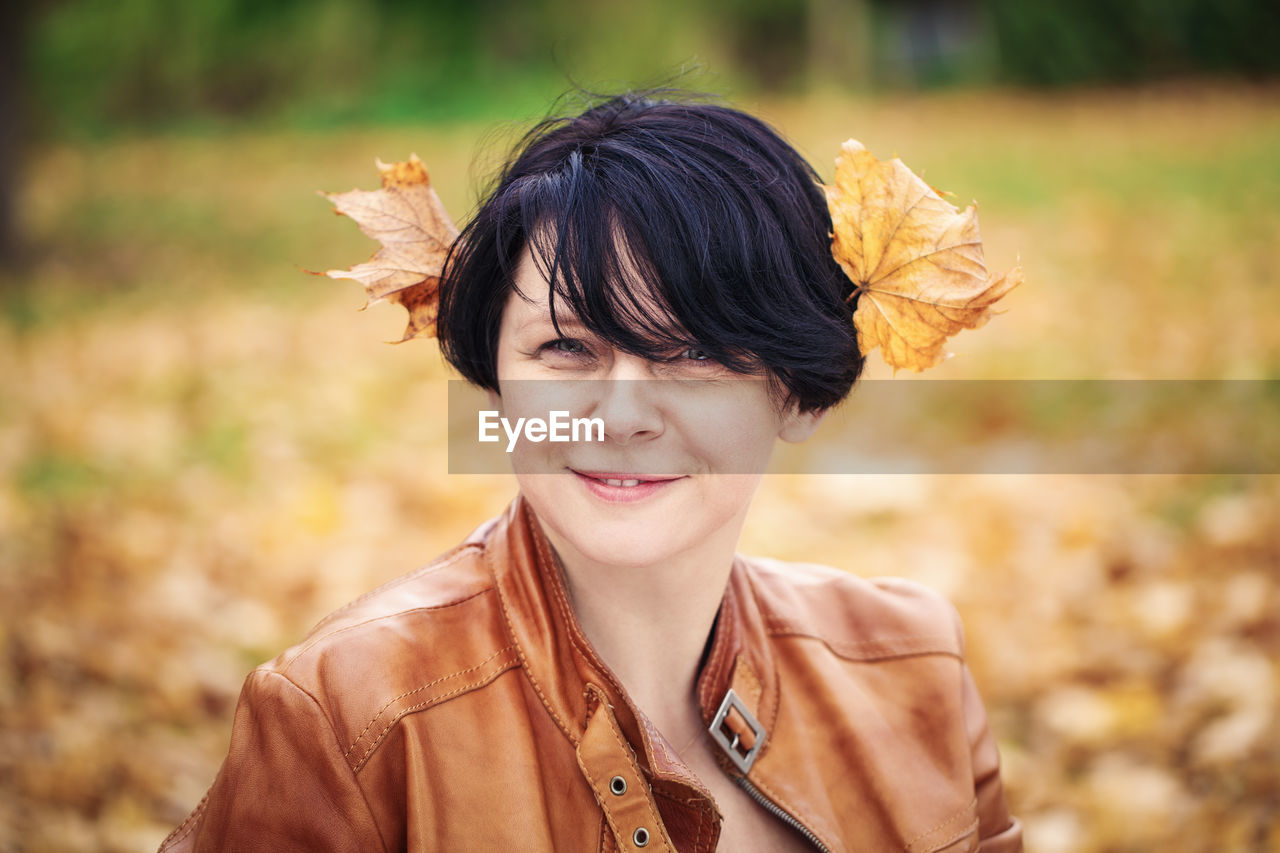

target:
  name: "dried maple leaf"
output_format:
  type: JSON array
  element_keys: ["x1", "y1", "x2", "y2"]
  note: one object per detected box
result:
[
  {"x1": 321, "y1": 154, "x2": 459, "y2": 341},
  {"x1": 826, "y1": 140, "x2": 1022, "y2": 372}
]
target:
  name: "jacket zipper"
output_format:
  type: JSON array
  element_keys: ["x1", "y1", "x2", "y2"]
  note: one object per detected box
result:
[{"x1": 733, "y1": 774, "x2": 832, "y2": 853}]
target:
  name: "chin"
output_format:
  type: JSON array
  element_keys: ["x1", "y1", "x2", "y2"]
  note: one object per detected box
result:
[
  {"x1": 563, "y1": 534, "x2": 680, "y2": 571},
  {"x1": 534, "y1": 497, "x2": 690, "y2": 570},
  {"x1": 518, "y1": 471, "x2": 758, "y2": 575}
]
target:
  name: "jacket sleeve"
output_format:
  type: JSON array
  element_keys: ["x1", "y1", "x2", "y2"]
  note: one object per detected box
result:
[
  {"x1": 961, "y1": 663, "x2": 1023, "y2": 852},
  {"x1": 159, "y1": 667, "x2": 387, "y2": 853}
]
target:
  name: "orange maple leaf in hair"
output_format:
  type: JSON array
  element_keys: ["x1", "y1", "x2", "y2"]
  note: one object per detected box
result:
[
  {"x1": 826, "y1": 140, "x2": 1022, "y2": 372},
  {"x1": 321, "y1": 155, "x2": 459, "y2": 341}
]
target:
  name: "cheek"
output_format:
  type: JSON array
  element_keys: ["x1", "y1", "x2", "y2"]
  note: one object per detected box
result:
[
  {"x1": 703, "y1": 474, "x2": 765, "y2": 516},
  {"x1": 511, "y1": 473, "x2": 559, "y2": 512},
  {"x1": 672, "y1": 396, "x2": 785, "y2": 474},
  {"x1": 509, "y1": 443, "x2": 567, "y2": 476}
]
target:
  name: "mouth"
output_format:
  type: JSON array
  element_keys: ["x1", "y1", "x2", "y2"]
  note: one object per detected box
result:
[
  {"x1": 572, "y1": 470, "x2": 682, "y2": 485},
  {"x1": 570, "y1": 469, "x2": 684, "y2": 502}
]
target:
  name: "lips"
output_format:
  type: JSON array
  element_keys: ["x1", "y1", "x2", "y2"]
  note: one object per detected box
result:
[
  {"x1": 572, "y1": 470, "x2": 682, "y2": 485},
  {"x1": 570, "y1": 469, "x2": 684, "y2": 503}
]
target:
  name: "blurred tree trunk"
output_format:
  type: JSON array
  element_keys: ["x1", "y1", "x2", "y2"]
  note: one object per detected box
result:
[
  {"x1": 808, "y1": 0, "x2": 873, "y2": 91},
  {"x1": 0, "y1": 0, "x2": 26, "y2": 268}
]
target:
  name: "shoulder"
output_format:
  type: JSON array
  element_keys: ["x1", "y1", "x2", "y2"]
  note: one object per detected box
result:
[
  {"x1": 246, "y1": 537, "x2": 521, "y2": 756},
  {"x1": 287, "y1": 539, "x2": 494, "y2": 654},
  {"x1": 737, "y1": 555, "x2": 966, "y2": 661}
]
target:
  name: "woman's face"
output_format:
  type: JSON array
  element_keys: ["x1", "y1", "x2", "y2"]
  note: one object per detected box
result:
[{"x1": 491, "y1": 248, "x2": 823, "y2": 572}]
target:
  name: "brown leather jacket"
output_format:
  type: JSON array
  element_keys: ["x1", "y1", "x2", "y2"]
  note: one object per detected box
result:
[{"x1": 161, "y1": 497, "x2": 1021, "y2": 852}]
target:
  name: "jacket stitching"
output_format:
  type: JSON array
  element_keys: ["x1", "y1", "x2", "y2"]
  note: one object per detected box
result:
[
  {"x1": 736, "y1": 660, "x2": 762, "y2": 707},
  {"x1": 927, "y1": 815, "x2": 980, "y2": 853},
  {"x1": 654, "y1": 789, "x2": 709, "y2": 852},
  {"x1": 350, "y1": 651, "x2": 520, "y2": 772},
  {"x1": 903, "y1": 797, "x2": 978, "y2": 852},
  {"x1": 578, "y1": 699, "x2": 670, "y2": 852},
  {"x1": 742, "y1": 574, "x2": 783, "y2": 739},
  {"x1": 700, "y1": 590, "x2": 735, "y2": 710},
  {"x1": 157, "y1": 789, "x2": 209, "y2": 851},
  {"x1": 598, "y1": 813, "x2": 616, "y2": 853},
  {"x1": 764, "y1": 620, "x2": 962, "y2": 661},
  {"x1": 525, "y1": 523, "x2": 593, "y2": 739},
  {"x1": 536, "y1": 525, "x2": 629, "y2": 702},
  {"x1": 310, "y1": 547, "x2": 478, "y2": 630},
  {"x1": 649, "y1": 728, "x2": 679, "y2": 769},
  {"x1": 281, "y1": 582, "x2": 492, "y2": 670},
  {"x1": 653, "y1": 789, "x2": 715, "y2": 808},
  {"x1": 599, "y1": 708, "x2": 672, "y2": 850},
  {"x1": 343, "y1": 645, "x2": 518, "y2": 759},
  {"x1": 533, "y1": 519, "x2": 616, "y2": 722},
  {"x1": 489, "y1": 536, "x2": 577, "y2": 746},
  {"x1": 766, "y1": 647, "x2": 781, "y2": 751},
  {"x1": 652, "y1": 787, "x2": 717, "y2": 852},
  {"x1": 710, "y1": 610, "x2": 733, "y2": 698},
  {"x1": 583, "y1": 759, "x2": 628, "y2": 852},
  {"x1": 645, "y1": 733, "x2": 714, "y2": 799},
  {"x1": 528, "y1": 514, "x2": 643, "y2": 751},
  {"x1": 823, "y1": 636, "x2": 962, "y2": 660},
  {"x1": 261, "y1": 670, "x2": 393, "y2": 853}
]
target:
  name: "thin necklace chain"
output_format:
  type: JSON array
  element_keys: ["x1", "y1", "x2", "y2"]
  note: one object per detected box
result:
[{"x1": 675, "y1": 726, "x2": 704, "y2": 759}]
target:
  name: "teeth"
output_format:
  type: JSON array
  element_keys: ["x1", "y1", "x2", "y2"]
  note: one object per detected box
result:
[{"x1": 602, "y1": 478, "x2": 642, "y2": 487}]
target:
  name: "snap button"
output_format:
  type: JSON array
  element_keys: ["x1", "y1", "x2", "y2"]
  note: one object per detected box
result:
[
  {"x1": 632, "y1": 826, "x2": 650, "y2": 847},
  {"x1": 609, "y1": 775, "x2": 627, "y2": 796}
]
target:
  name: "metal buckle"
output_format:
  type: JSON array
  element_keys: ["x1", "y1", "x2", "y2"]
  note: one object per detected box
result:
[{"x1": 708, "y1": 688, "x2": 766, "y2": 774}]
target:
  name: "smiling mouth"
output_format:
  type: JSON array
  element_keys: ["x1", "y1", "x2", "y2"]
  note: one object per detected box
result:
[
  {"x1": 569, "y1": 469, "x2": 685, "y2": 504},
  {"x1": 571, "y1": 470, "x2": 683, "y2": 487}
]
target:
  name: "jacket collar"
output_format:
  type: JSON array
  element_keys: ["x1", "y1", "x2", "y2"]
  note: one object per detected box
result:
[{"x1": 483, "y1": 495, "x2": 778, "y2": 782}]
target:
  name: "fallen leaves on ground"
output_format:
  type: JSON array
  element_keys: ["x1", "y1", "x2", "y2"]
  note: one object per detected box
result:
[{"x1": 2, "y1": 293, "x2": 1276, "y2": 852}]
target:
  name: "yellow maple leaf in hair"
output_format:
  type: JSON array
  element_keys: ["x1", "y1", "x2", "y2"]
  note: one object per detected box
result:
[
  {"x1": 826, "y1": 140, "x2": 1022, "y2": 372},
  {"x1": 321, "y1": 155, "x2": 459, "y2": 341}
]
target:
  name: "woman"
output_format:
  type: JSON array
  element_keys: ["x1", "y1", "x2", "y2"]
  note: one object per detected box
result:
[{"x1": 161, "y1": 93, "x2": 1022, "y2": 852}]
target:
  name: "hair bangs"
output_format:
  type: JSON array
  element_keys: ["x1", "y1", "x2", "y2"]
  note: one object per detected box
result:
[{"x1": 504, "y1": 151, "x2": 762, "y2": 374}]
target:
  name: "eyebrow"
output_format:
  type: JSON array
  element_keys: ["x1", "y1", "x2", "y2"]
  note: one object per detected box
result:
[
  {"x1": 512, "y1": 291, "x2": 694, "y2": 348},
  {"x1": 514, "y1": 307, "x2": 589, "y2": 336}
]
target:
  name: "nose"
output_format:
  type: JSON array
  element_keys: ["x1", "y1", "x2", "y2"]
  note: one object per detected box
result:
[{"x1": 591, "y1": 354, "x2": 664, "y2": 445}]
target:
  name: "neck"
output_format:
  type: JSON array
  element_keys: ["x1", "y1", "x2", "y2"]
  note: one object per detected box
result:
[{"x1": 539, "y1": 516, "x2": 743, "y2": 740}]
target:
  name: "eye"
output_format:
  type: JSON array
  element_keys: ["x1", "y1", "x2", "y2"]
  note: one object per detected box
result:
[
  {"x1": 549, "y1": 338, "x2": 585, "y2": 354},
  {"x1": 535, "y1": 337, "x2": 595, "y2": 364},
  {"x1": 658, "y1": 345, "x2": 724, "y2": 376}
]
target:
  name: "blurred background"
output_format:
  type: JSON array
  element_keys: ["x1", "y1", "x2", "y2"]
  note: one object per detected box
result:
[{"x1": 2, "y1": 1, "x2": 1278, "y2": 850}]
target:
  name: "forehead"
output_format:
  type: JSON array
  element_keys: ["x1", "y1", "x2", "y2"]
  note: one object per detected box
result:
[
  {"x1": 505, "y1": 242, "x2": 681, "y2": 337},
  {"x1": 503, "y1": 249, "x2": 578, "y2": 331}
]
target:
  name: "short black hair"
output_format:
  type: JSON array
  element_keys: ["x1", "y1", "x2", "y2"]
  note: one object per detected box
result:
[{"x1": 436, "y1": 91, "x2": 863, "y2": 411}]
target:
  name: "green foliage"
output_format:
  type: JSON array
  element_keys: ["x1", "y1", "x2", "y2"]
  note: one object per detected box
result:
[
  {"x1": 32, "y1": 0, "x2": 413, "y2": 132},
  {"x1": 25, "y1": 0, "x2": 1279, "y2": 136},
  {"x1": 982, "y1": 0, "x2": 1280, "y2": 85},
  {"x1": 28, "y1": 0, "x2": 727, "y2": 135},
  {"x1": 16, "y1": 451, "x2": 102, "y2": 501}
]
